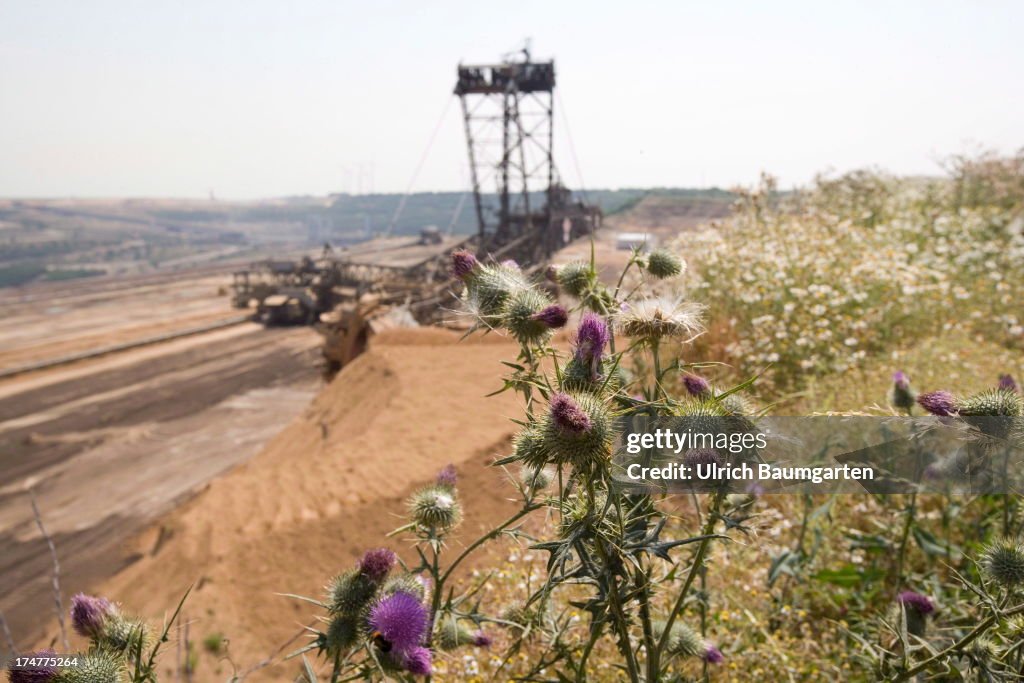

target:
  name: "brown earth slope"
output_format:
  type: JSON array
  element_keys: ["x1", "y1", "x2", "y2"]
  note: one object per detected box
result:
[{"x1": 32, "y1": 329, "x2": 527, "y2": 681}]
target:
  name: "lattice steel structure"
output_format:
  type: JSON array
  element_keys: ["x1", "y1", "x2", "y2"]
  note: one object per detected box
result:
[{"x1": 455, "y1": 51, "x2": 565, "y2": 256}]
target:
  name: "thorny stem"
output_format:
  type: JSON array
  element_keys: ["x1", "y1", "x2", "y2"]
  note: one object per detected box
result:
[
  {"x1": 891, "y1": 602, "x2": 1024, "y2": 681},
  {"x1": 653, "y1": 492, "x2": 724, "y2": 676},
  {"x1": 594, "y1": 536, "x2": 642, "y2": 683},
  {"x1": 894, "y1": 492, "x2": 917, "y2": 587},
  {"x1": 575, "y1": 619, "x2": 606, "y2": 682}
]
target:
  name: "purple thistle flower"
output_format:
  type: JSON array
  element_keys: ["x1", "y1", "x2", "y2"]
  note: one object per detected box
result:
[
  {"x1": 550, "y1": 393, "x2": 592, "y2": 434},
  {"x1": 703, "y1": 644, "x2": 724, "y2": 664},
  {"x1": 472, "y1": 631, "x2": 493, "y2": 647},
  {"x1": 400, "y1": 646, "x2": 432, "y2": 676},
  {"x1": 893, "y1": 371, "x2": 910, "y2": 390},
  {"x1": 897, "y1": 591, "x2": 935, "y2": 615},
  {"x1": 70, "y1": 593, "x2": 113, "y2": 638},
  {"x1": 358, "y1": 548, "x2": 396, "y2": 582},
  {"x1": 917, "y1": 391, "x2": 958, "y2": 416},
  {"x1": 1000, "y1": 374, "x2": 1019, "y2": 393},
  {"x1": 435, "y1": 464, "x2": 458, "y2": 488},
  {"x1": 574, "y1": 313, "x2": 609, "y2": 379},
  {"x1": 500, "y1": 259, "x2": 519, "y2": 269},
  {"x1": 531, "y1": 305, "x2": 569, "y2": 329},
  {"x1": 450, "y1": 250, "x2": 478, "y2": 280},
  {"x1": 368, "y1": 592, "x2": 428, "y2": 654},
  {"x1": 8, "y1": 649, "x2": 58, "y2": 683},
  {"x1": 682, "y1": 373, "x2": 711, "y2": 397}
]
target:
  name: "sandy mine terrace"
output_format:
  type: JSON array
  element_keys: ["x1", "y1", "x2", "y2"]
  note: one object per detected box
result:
[{"x1": 0, "y1": 271, "x2": 322, "y2": 652}]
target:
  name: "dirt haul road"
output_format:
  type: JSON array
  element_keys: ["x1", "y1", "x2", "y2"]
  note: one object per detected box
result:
[{"x1": 0, "y1": 273, "x2": 322, "y2": 653}]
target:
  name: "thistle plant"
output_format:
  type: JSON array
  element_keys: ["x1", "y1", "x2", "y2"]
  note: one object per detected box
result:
[{"x1": 7, "y1": 590, "x2": 190, "y2": 683}]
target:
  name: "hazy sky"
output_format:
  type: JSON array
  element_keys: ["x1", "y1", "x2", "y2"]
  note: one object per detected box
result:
[{"x1": 1, "y1": 1, "x2": 1022, "y2": 199}]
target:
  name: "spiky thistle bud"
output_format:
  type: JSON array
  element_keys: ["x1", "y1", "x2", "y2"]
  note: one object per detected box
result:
[
  {"x1": 682, "y1": 373, "x2": 711, "y2": 397},
  {"x1": 70, "y1": 594, "x2": 114, "y2": 639},
  {"x1": 555, "y1": 261, "x2": 593, "y2": 297},
  {"x1": 95, "y1": 612, "x2": 149, "y2": 656},
  {"x1": 981, "y1": 538, "x2": 1024, "y2": 587},
  {"x1": 897, "y1": 591, "x2": 935, "y2": 637},
  {"x1": 644, "y1": 248, "x2": 685, "y2": 279},
  {"x1": 435, "y1": 464, "x2": 457, "y2": 489},
  {"x1": 512, "y1": 426, "x2": 550, "y2": 469},
  {"x1": 382, "y1": 574, "x2": 430, "y2": 603},
  {"x1": 917, "y1": 391, "x2": 958, "y2": 416},
  {"x1": 958, "y1": 389, "x2": 1023, "y2": 417},
  {"x1": 436, "y1": 617, "x2": 492, "y2": 650},
  {"x1": 409, "y1": 486, "x2": 462, "y2": 531},
  {"x1": 502, "y1": 288, "x2": 557, "y2": 345},
  {"x1": 7, "y1": 649, "x2": 58, "y2": 683},
  {"x1": 531, "y1": 304, "x2": 568, "y2": 329},
  {"x1": 367, "y1": 592, "x2": 429, "y2": 656},
  {"x1": 968, "y1": 636, "x2": 997, "y2": 662},
  {"x1": 462, "y1": 262, "x2": 528, "y2": 321},
  {"x1": 889, "y1": 371, "x2": 917, "y2": 414},
  {"x1": 55, "y1": 651, "x2": 124, "y2": 683},
  {"x1": 358, "y1": 548, "x2": 396, "y2": 583},
  {"x1": 324, "y1": 614, "x2": 361, "y2": 655},
  {"x1": 450, "y1": 250, "x2": 478, "y2": 280},
  {"x1": 520, "y1": 465, "x2": 554, "y2": 491},
  {"x1": 543, "y1": 393, "x2": 616, "y2": 470},
  {"x1": 327, "y1": 570, "x2": 378, "y2": 616},
  {"x1": 653, "y1": 620, "x2": 703, "y2": 658},
  {"x1": 999, "y1": 374, "x2": 1019, "y2": 393}
]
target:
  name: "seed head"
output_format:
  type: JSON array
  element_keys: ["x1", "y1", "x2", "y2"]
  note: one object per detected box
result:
[
  {"x1": 682, "y1": 373, "x2": 711, "y2": 397},
  {"x1": 616, "y1": 297, "x2": 706, "y2": 342},
  {"x1": 917, "y1": 391, "x2": 958, "y2": 417},
  {"x1": 70, "y1": 593, "x2": 114, "y2": 639},
  {"x1": 645, "y1": 248, "x2": 685, "y2": 279},
  {"x1": 367, "y1": 591, "x2": 428, "y2": 655},
  {"x1": 7, "y1": 650, "x2": 58, "y2": 683},
  {"x1": 981, "y1": 538, "x2": 1024, "y2": 587},
  {"x1": 358, "y1": 548, "x2": 396, "y2": 582},
  {"x1": 462, "y1": 262, "x2": 528, "y2": 321},
  {"x1": 450, "y1": 250, "x2": 478, "y2": 280}
]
